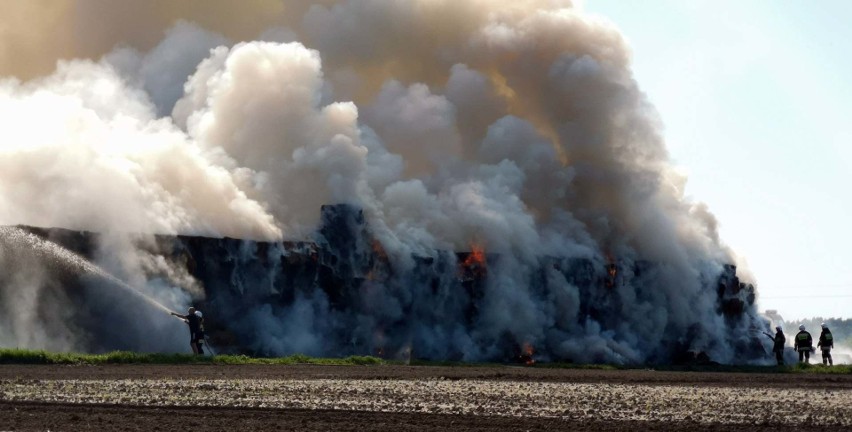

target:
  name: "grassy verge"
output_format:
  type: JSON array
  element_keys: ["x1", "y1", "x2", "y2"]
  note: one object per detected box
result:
[
  {"x1": 546, "y1": 362, "x2": 852, "y2": 374},
  {"x1": 397, "y1": 359, "x2": 622, "y2": 370},
  {"x1": 654, "y1": 363, "x2": 852, "y2": 374},
  {"x1": 0, "y1": 349, "x2": 382, "y2": 366},
  {"x1": 400, "y1": 359, "x2": 851, "y2": 374},
  {"x1": 1, "y1": 349, "x2": 849, "y2": 373}
]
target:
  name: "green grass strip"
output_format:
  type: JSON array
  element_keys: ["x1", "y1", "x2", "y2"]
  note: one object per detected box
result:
[
  {"x1": 1, "y1": 349, "x2": 849, "y2": 373},
  {"x1": 398, "y1": 359, "x2": 851, "y2": 374},
  {"x1": 641, "y1": 363, "x2": 852, "y2": 374},
  {"x1": 0, "y1": 349, "x2": 382, "y2": 366}
]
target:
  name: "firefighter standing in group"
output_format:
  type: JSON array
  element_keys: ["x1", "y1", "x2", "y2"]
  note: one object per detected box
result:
[
  {"x1": 818, "y1": 323, "x2": 834, "y2": 366},
  {"x1": 794, "y1": 324, "x2": 813, "y2": 364}
]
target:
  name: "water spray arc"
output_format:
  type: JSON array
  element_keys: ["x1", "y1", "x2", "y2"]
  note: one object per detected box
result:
[{"x1": 0, "y1": 227, "x2": 174, "y2": 315}]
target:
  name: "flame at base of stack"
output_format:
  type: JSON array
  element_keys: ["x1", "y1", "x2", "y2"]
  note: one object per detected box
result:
[{"x1": 519, "y1": 343, "x2": 536, "y2": 366}]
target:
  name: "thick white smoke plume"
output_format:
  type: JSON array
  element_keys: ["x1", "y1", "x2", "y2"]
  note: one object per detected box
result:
[{"x1": 0, "y1": 1, "x2": 761, "y2": 363}]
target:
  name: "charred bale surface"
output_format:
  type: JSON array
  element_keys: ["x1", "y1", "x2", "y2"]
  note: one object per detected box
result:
[{"x1": 4, "y1": 207, "x2": 765, "y2": 363}]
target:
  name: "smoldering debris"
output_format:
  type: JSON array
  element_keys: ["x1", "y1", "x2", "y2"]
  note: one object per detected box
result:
[{"x1": 5, "y1": 204, "x2": 764, "y2": 364}]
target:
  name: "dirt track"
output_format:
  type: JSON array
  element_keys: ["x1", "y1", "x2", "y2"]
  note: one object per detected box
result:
[{"x1": 1, "y1": 365, "x2": 851, "y2": 431}]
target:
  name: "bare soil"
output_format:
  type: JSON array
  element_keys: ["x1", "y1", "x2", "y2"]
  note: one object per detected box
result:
[{"x1": 1, "y1": 364, "x2": 850, "y2": 431}]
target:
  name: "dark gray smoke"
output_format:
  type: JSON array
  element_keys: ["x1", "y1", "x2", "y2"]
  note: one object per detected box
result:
[{"x1": 0, "y1": 1, "x2": 765, "y2": 363}]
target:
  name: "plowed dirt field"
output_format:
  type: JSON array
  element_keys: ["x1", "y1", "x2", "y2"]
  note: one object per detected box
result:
[{"x1": 1, "y1": 364, "x2": 850, "y2": 431}]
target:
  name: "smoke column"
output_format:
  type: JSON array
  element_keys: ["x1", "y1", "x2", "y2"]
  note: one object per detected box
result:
[{"x1": 0, "y1": 1, "x2": 763, "y2": 363}]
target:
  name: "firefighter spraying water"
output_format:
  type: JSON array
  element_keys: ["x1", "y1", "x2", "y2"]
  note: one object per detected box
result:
[
  {"x1": 762, "y1": 326, "x2": 786, "y2": 366},
  {"x1": 170, "y1": 307, "x2": 207, "y2": 355}
]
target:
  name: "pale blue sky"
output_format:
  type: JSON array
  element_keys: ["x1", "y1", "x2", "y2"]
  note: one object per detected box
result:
[{"x1": 584, "y1": 1, "x2": 852, "y2": 320}]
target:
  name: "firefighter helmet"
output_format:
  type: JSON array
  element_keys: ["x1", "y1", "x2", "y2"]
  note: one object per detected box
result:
[{"x1": 799, "y1": 325, "x2": 806, "y2": 331}]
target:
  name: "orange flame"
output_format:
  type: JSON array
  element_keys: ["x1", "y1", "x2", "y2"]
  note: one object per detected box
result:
[
  {"x1": 463, "y1": 244, "x2": 486, "y2": 267},
  {"x1": 521, "y1": 342, "x2": 535, "y2": 366},
  {"x1": 458, "y1": 244, "x2": 487, "y2": 280}
]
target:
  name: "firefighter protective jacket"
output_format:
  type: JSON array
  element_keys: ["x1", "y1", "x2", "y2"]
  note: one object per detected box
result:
[
  {"x1": 773, "y1": 331, "x2": 786, "y2": 353},
  {"x1": 794, "y1": 330, "x2": 813, "y2": 351},
  {"x1": 818, "y1": 330, "x2": 834, "y2": 350}
]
